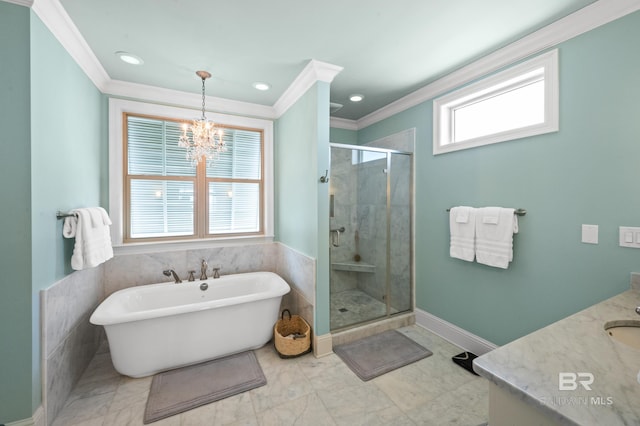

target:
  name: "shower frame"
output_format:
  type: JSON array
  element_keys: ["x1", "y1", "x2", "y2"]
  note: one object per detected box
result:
[{"x1": 329, "y1": 142, "x2": 414, "y2": 331}]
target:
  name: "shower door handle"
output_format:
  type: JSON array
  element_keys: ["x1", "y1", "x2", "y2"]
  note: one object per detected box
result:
[{"x1": 330, "y1": 227, "x2": 345, "y2": 247}]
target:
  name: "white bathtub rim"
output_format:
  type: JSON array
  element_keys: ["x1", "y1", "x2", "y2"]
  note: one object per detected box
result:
[{"x1": 91, "y1": 271, "x2": 290, "y2": 326}]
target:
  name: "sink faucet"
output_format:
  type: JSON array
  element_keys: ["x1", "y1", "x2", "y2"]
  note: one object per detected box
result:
[
  {"x1": 200, "y1": 259, "x2": 208, "y2": 280},
  {"x1": 163, "y1": 269, "x2": 182, "y2": 284}
]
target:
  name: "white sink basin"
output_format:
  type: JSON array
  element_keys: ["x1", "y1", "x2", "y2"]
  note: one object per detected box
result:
[{"x1": 604, "y1": 320, "x2": 640, "y2": 351}]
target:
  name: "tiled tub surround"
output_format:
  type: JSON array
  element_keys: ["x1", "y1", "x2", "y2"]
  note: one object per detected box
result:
[
  {"x1": 41, "y1": 265, "x2": 104, "y2": 426},
  {"x1": 103, "y1": 242, "x2": 315, "y2": 329},
  {"x1": 474, "y1": 286, "x2": 640, "y2": 425},
  {"x1": 41, "y1": 241, "x2": 314, "y2": 426}
]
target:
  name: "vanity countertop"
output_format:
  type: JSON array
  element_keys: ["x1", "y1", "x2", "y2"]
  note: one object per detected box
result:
[{"x1": 474, "y1": 288, "x2": 640, "y2": 425}]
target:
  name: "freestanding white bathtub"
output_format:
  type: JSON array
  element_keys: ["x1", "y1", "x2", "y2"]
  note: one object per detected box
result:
[{"x1": 90, "y1": 271, "x2": 290, "y2": 377}]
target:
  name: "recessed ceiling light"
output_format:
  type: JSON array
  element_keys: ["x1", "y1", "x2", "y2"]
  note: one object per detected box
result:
[
  {"x1": 115, "y1": 51, "x2": 144, "y2": 65},
  {"x1": 252, "y1": 82, "x2": 271, "y2": 91},
  {"x1": 349, "y1": 94, "x2": 364, "y2": 102}
]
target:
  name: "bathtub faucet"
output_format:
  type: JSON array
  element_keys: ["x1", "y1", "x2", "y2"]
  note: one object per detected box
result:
[
  {"x1": 162, "y1": 269, "x2": 182, "y2": 284},
  {"x1": 200, "y1": 259, "x2": 208, "y2": 280},
  {"x1": 212, "y1": 267, "x2": 221, "y2": 279}
]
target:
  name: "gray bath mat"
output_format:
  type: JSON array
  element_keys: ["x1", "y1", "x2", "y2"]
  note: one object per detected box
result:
[
  {"x1": 334, "y1": 330, "x2": 432, "y2": 381},
  {"x1": 143, "y1": 351, "x2": 266, "y2": 424}
]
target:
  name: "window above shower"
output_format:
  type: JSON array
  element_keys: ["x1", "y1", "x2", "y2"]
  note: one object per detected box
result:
[{"x1": 433, "y1": 49, "x2": 559, "y2": 155}]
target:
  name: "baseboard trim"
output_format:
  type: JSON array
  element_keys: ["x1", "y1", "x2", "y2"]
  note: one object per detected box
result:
[
  {"x1": 313, "y1": 333, "x2": 333, "y2": 357},
  {"x1": 5, "y1": 405, "x2": 44, "y2": 426},
  {"x1": 414, "y1": 308, "x2": 497, "y2": 355}
]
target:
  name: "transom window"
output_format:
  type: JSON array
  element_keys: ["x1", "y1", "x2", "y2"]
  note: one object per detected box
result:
[
  {"x1": 433, "y1": 49, "x2": 559, "y2": 155},
  {"x1": 123, "y1": 113, "x2": 263, "y2": 242}
]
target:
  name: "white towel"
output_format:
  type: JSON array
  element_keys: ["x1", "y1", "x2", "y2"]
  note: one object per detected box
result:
[
  {"x1": 63, "y1": 207, "x2": 114, "y2": 270},
  {"x1": 475, "y1": 207, "x2": 518, "y2": 269},
  {"x1": 450, "y1": 206, "x2": 476, "y2": 262}
]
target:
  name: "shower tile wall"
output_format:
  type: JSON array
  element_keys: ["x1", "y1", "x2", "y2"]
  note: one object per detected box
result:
[
  {"x1": 356, "y1": 156, "x2": 389, "y2": 304},
  {"x1": 329, "y1": 147, "x2": 359, "y2": 294}
]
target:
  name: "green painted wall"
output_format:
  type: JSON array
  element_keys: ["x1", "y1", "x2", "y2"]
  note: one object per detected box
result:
[
  {"x1": 358, "y1": 11, "x2": 640, "y2": 345},
  {"x1": 275, "y1": 86, "x2": 321, "y2": 257},
  {"x1": 0, "y1": 3, "x2": 33, "y2": 423},
  {"x1": 29, "y1": 11, "x2": 105, "y2": 411},
  {"x1": 274, "y1": 82, "x2": 332, "y2": 334},
  {"x1": 0, "y1": 6, "x2": 104, "y2": 422},
  {"x1": 330, "y1": 127, "x2": 357, "y2": 144}
]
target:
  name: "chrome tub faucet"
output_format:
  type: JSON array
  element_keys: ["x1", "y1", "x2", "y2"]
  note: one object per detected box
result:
[
  {"x1": 200, "y1": 259, "x2": 208, "y2": 280},
  {"x1": 163, "y1": 269, "x2": 182, "y2": 284}
]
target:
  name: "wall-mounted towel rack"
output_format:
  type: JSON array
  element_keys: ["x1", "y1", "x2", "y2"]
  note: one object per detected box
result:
[
  {"x1": 446, "y1": 207, "x2": 527, "y2": 216},
  {"x1": 56, "y1": 211, "x2": 76, "y2": 219}
]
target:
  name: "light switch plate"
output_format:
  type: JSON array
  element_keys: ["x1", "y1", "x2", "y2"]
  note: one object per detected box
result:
[
  {"x1": 581, "y1": 224, "x2": 598, "y2": 244},
  {"x1": 619, "y1": 226, "x2": 640, "y2": 248}
]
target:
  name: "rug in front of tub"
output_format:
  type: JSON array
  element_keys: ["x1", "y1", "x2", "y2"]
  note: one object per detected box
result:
[
  {"x1": 143, "y1": 351, "x2": 266, "y2": 424},
  {"x1": 334, "y1": 329, "x2": 432, "y2": 381}
]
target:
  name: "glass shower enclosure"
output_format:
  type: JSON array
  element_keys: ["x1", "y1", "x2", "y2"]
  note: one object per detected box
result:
[{"x1": 329, "y1": 143, "x2": 412, "y2": 331}]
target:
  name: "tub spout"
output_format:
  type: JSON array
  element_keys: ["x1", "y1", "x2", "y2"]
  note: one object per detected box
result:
[
  {"x1": 200, "y1": 259, "x2": 208, "y2": 280},
  {"x1": 163, "y1": 269, "x2": 182, "y2": 284}
]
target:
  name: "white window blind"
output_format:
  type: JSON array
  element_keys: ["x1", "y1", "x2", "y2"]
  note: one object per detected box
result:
[{"x1": 125, "y1": 114, "x2": 263, "y2": 241}]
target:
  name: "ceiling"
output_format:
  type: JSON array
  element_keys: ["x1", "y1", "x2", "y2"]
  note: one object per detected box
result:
[{"x1": 59, "y1": 0, "x2": 598, "y2": 121}]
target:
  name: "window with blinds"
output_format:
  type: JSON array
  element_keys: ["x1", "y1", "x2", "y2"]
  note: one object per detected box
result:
[{"x1": 124, "y1": 114, "x2": 263, "y2": 241}]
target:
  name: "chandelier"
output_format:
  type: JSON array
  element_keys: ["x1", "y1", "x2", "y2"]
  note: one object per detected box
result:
[{"x1": 178, "y1": 70, "x2": 225, "y2": 165}]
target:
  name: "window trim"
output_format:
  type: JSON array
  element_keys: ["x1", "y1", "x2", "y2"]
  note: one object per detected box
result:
[
  {"x1": 433, "y1": 49, "x2": 559, "y2": 155},
  {"x1": 109, "y1": 98, "x2": 274, "y2": 249}
]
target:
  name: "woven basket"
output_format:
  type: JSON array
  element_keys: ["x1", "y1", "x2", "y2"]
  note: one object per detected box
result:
[{"x1": 273, "y1": 309, "x2": 311, "y2": 358}]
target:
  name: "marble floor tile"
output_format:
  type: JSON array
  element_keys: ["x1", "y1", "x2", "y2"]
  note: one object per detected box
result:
[
  {"x1": 257, "y1": 392, "x2": 336, "y2": 426},
  {"x1": 51, "y1": 325, "x2": 489, "y2": 426},
  {"x1": 180, "y1": 392, "x2": 257, "y2": 426}
]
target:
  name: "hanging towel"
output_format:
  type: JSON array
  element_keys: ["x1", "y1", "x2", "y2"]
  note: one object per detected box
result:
[
  {"x1": 63, "y1": 207, "x2": 114, "y2": 270},
  {"x1": 475, "y1": 207, "x2": 518, "y2": 269},
  {"x1": 449, "y1": 206, "x2": 476, "y2": 262}
]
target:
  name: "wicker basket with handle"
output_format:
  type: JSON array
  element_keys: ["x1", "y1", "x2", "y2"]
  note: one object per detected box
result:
[{"x1": 273, "y1": 309, "x2": 311, "y2": 358}]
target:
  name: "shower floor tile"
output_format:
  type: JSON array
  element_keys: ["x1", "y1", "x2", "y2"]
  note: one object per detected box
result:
[
  {"x1": 330, "y1": 289, "x2": 399, "y2": 330},
  {"x1": 51, "y1": 325, "x2": 488, "y2": 426}
]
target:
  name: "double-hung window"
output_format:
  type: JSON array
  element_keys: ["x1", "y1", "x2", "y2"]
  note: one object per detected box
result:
[
  {"x1": 433, "y1": 49, "x2": 559, "y2": 155},
  {"x1": 109, "y1": 99, "x2": 273, "y2": 246}
]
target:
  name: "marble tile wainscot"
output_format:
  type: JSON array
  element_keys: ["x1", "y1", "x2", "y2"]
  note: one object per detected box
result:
[
  {"x1": 42, "y1": 241, "x2": 316, "y2": 426},
  {"x1": 41, "y1": 265, "x2": 104, "y2": 426}
]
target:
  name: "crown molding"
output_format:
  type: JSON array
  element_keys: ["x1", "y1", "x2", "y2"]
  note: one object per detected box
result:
[
  {"x1": 31, "y1": 0, "x2": 110, "y2": 92},
  {"x1": 357, "y1": 0, "x2": 640, "y2": 130},
  {"x1": 2, "y1": 0, "x2": 33, "y2": 6},
  {"x1": 329, "y1": 117, "x2": 358, "y2": 131},
  {"x1": 273, "y1": 59, "x2": 343, "y2": 117},
  {"x1": 105, "y1": 79, "x2": 277, "y2": 119}
]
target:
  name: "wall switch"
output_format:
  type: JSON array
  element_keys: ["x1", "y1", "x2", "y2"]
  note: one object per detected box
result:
[
  {"x1": 619, "y1": 226, "x2": 640, "y2": 248},
  {"x1": 582, "y1": 224, "x2": 599, "y2": 244}
]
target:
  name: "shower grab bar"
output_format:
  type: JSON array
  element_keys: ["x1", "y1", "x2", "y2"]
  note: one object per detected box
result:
[
  {"x1": 330, "y1": 227, "x2": 345, "y2": 247},
  {"x1": 446, "y1": 207, "x2": 526, "y2": 216}
]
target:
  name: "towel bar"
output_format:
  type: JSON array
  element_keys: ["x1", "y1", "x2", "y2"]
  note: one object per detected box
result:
[
  {"x1": 56, "y1": 211, "x2": 76, "y2": 219},
  {"x1": 446, "y1": 207, "x2": 526, "y2": 216}
]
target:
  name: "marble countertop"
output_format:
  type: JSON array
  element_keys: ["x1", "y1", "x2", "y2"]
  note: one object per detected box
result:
[{"x1": 474, "y1": 287, "x2": 640, "y2": 425}]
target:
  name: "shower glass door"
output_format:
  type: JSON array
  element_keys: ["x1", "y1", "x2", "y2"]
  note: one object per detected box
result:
[{"x1": 329, "y1": 144, "x2": 412, "y2": 331}]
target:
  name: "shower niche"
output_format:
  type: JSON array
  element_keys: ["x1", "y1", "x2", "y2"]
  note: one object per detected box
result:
[{"x1": 329, "y1": 143, "x2": 412, "y2": 331}]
